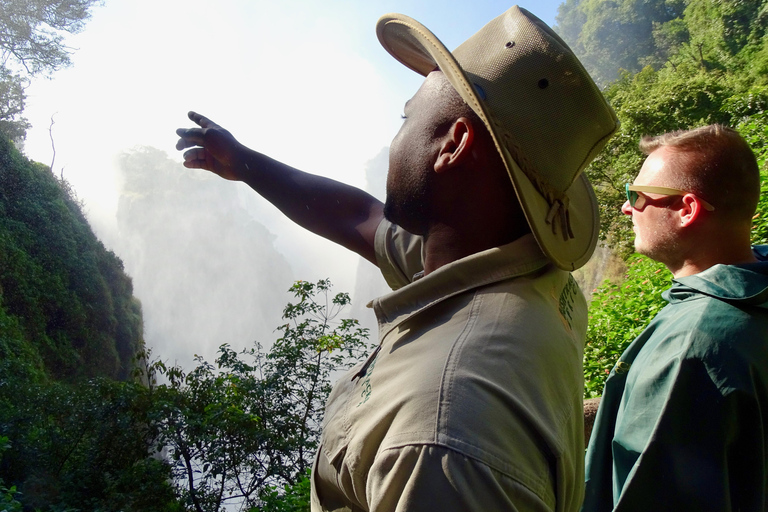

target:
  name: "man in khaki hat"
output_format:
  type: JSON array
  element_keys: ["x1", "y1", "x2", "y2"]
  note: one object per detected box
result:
[{"x1": 176, "y1": 6, "x2": 617, "y2": 511}]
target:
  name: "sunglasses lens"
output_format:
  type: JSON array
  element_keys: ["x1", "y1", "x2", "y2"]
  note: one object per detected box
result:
[
  {"x1": 625, "y1": 186, "x2": 646, "y2": 210},
  {"x1": 625, "y1": 185, "x2": 637, "y2": 207}
]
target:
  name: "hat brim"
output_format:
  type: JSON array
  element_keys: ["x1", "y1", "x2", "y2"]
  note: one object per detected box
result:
[{"x1": 377, "y1": 13, "x2": 599, "y2": 271}]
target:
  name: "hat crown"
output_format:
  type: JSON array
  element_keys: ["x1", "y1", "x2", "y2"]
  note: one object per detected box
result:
[
  {"x1": 377, "y1": 6, "x2": 619, "y2": 270},
  {"x1": 454, "y1": 7, "x2": 615, "y2": 198}
]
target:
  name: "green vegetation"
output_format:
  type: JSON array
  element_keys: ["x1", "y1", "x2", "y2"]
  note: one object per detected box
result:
[
  {"x1": 0, "y1": 375, "x2": 179, "y2": 510},
  {"x1": 583, "y1": 256, "x2": 670, "y2": 398},
  {"x1": 0, "y1": 120, "x2": 369, "y2": 509},
  {"x1": 583, "y1": 116, "x2": 768, "y2": 395},
  {"x1": 0, "y1": 131, "x2": 143, "y2": 382},
  {"x1": 4, "y1": 0, "x2": 768, "y2": 507},
  {"x1": 1, "y1": 274, "x2": 368, "y2": 510},
  {"x1": 144, "y1": 280, "x2": 370, "y2": 511},
  {"x1": 0, "y1": 0, "x2": 101, "y2": 141},
  {"x1": 0, "y1": 133, "x2": 169, "y2": 508},
  {"x1": 557, "y1": 0, "x2": 768, "y2": 255},
  {"x1": 259, "y1": 470, "x2": 311, "y2": 512}
]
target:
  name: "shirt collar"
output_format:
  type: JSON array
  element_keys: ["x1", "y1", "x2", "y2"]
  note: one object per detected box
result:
[{"x1": 371, "y1": 234, "x2": 551, "y2": 341}]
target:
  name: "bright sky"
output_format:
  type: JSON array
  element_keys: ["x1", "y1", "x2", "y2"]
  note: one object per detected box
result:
[{"x1": 20, "y1": 0, "x2": 565, "y2": 344}]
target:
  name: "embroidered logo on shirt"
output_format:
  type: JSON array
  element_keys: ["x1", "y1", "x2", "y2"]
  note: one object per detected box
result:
[
  {"x1": 356, "y1": 350, "x2": 380, "y2": 407},
  {"x1": 558, "y1": 275, "x2": 578, "y2": 331}
]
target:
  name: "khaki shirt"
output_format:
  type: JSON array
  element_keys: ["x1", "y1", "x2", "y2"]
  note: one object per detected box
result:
[{"x1": 312, "y1": 222, "x2": 587, "y2": 511}]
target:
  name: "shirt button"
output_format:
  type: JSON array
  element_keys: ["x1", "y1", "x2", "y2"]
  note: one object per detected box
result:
[{"x1": 615, "y1": 361, "x2": 630, "y2": 374}]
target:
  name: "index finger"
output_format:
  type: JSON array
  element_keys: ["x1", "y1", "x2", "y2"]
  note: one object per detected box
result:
[{"x1": 188, "y1": 111, "x2": 220, "y2": 130}]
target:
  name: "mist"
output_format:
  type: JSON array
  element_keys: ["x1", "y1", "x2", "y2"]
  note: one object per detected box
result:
[
  {"x1": 90, "y1": 144, "x2": 389, "y2": 369},
  {"x1": 17, "y1": 0, "x2": 562, "y2": 369}
]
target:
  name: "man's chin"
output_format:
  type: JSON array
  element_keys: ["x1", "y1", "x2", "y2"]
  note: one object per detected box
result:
[
  {"x1": 633, "y1": 238, "x2": 644, "y2": 255},
  {"x1": 383, "y1": 203, "x2": 426, "y2": 235}
]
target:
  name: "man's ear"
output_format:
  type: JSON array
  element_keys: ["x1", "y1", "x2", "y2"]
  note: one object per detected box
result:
[
  {"x1": 679, "y1": 194, "x2": 704, "y2": 227},
  {"x1": 434, "y1": 117, "x2": 475, "y2": 173}
]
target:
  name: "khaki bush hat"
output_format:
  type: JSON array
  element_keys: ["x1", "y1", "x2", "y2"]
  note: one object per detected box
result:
[{"x1": 377, "y1": 6, "x2": 618, "y2": 270}]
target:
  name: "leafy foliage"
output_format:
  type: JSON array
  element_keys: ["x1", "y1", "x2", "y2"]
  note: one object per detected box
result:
[
  {"x1": 0, "y1": 279, "x2": 368, "y2": 511},
  {"x1": 0, "y1": 0, "x2": 99, "y2": 76},
  {"x1": 0, "y1": 437, "x2": 22, "y2": 512},
  {"x1": 0, "y1": 67, "x2": 28, "y2": 143},
  {"x1": 0, "y1": 0, "x2": 100, "y2": 140},
  {"x1": 258, "y1": 469, "x2": 311, "y2": 512},
  {"x1": 734, "y1": 112, "x2": 768, "y2": 244},
  {"x1": 584, "y1": 256, "x2": 671, "y2": 397},
  {"x1": 0, "y1": 123, "x2": 367, "y2": 510},
  {"x1": 0, "y1": 374, "x2": 180, "y2": 511},
  {"x1": 556, "y1": 0, "x2": 768, "y2": 87},
  {"x1": 588, "y1": 65, "x2": 736, "y2": 254},
  {"x1": 0, "y1": 130, "x2": 144, "y2": 382},
  {"x1": 589, "y1": 76, "x2": 768, "y2": 254},
  {"x1": 144, "y1": 279, "x2": 370, "y2": 512},
  {"x1": 556, "y1": 0, "x2": 687, "y2": 87}
]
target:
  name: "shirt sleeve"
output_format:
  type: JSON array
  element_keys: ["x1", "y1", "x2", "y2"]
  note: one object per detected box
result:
[
  {"x1": 367, "y1": 444, "x2": 554, "y2": 512},
  {"x1": 373, "y1": 219, "x2": 424, "y2": 290},
  {"x1": 612, "y1": 352, "x2": 766, "y2": 512}
]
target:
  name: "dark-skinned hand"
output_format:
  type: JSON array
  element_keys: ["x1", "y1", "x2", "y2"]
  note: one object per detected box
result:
[{"x1": 175, "y1": 111, "x2": 246, "y2": 181}]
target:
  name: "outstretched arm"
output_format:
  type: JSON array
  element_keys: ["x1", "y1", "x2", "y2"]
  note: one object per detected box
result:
[{"x1": 176, "y1": 111, "x2": 384, "y2": 265}]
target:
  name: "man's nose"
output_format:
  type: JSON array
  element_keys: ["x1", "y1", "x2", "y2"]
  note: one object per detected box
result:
[{"x1": 621, "y1": 200, "x2": 633, "y2": 215}]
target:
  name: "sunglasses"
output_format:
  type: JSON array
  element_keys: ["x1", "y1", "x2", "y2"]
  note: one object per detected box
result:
[{"x1": 625, "y1": 184, "x2": 715, "y2": 211}]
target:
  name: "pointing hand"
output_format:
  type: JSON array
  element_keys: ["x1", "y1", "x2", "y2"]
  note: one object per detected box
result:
[{"x1": 175, "y1": 111, "x2": 244, "y2": 181}]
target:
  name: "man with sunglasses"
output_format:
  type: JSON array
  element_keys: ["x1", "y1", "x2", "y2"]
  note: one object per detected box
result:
[{"x1": 582, "y1": 124, "x2": 768, "y2": 511}]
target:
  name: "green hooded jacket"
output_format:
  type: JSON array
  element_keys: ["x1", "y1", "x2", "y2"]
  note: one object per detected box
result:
[{"x1": 583, "y1": 250, "x2": 768, "y2": 512}]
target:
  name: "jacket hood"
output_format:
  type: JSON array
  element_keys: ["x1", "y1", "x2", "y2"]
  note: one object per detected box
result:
[{"x1": 665, "y1": 248, "x2": 768, "y2": 308}]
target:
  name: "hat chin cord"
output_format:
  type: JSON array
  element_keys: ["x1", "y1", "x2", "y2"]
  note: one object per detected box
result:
[
  {"x1": 499, "y1": 131, "x2": 576, "y2": 243},
  {"x1": 545, "y1": 196, "x2": 574, "y2": 241}
]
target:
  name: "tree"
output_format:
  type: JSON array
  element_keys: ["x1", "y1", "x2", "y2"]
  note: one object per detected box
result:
[
  {"x1": 0, "y1": 0, "x2": 99, "y2": 76},
  {"x1": 0, "y1": 68, "x2": 28, "y2": 142},
  {"x1": 0, "y1": 278, "x2": 370, "y2": 511},
  {"x1": 258, "y1": 470, "x2": 311, "y2": 512},
  {"x1": 564, "y1": 0, "x2": 768, "y2": 255},
  {"x1": 0, "y1": 437, "x2": 23, "y2": 512},
  {"x1": 0, "y1": 0, "x2": 101, "y2": 140},
  {"x1": 583, "y1": 115, "x2": 768, "y2": 396},
  {"x1": 569, "y1": 0, "x2": 768, "y2": 398},
  {"x1": 147, "y1": 279, "x2": 371, "y2": 512},
  {"x1": 588, "y1": 65, "x2": 738, "y2": 254},
  {"x1": 734, "y1": 111, "x2": 768, "y2": 245},
  {"x1": 682, "y1": 0, "x2": 768, "y2": 71},
  {"x1": 0, "y1": 375, "x2": 180, "y2": 511},
  {"x1": 555, "y1": 0, "x2": 687, "y2": 87}
]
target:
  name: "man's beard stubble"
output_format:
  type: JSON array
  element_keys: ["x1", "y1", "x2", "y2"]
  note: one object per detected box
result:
[{"x1": 383, "y1": 172, "x2": 432, "y2": 236}]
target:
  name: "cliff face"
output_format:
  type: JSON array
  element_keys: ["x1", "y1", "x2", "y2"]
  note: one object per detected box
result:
[
  {"x1": 113, "y1": 146, "x2": 294, "y2": 368},
  {"x1": 0, "y1": 135, "x2": 143, "y2": 382}
]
